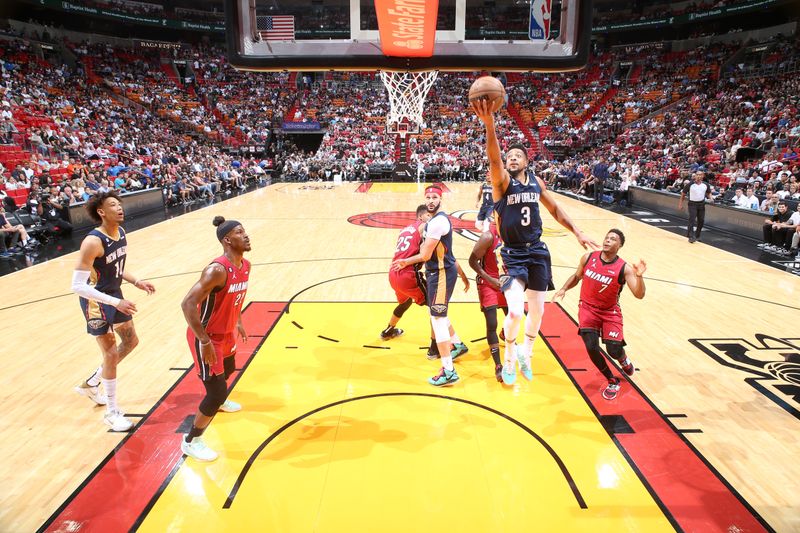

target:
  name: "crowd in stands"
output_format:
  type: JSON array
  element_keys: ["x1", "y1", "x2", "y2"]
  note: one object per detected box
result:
[{"x1": 2, "y1": 23, "x2": 800, "y2": 264}]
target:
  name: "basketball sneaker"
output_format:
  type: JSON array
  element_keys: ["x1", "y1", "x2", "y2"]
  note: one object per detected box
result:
[
  {"x1": 494, "y1": 364, "x2": 503, "y2": 382},
  {"x1": 426, "y1": 349, "x2": 439, "y2": 360},
  {"x1": 450, "y1": 342, "x2": 468, "y2": 361},
  {"x1": 181, "y1": 436, "x2": 218, "y2": 462},
  {"x1": 75, "y1": 382, "x2": 108, "y2": 406},
  {"x1": 380, "y1": 326, "x2": 404, "y2": 340},
  {"x1": 517, "y1": 347, "x2": 533, "y2": 381},
  {"x1": 620, "y1": 358, "x2": 635, "y2": 377},
  {"x1": 428, "y1": 367, "x2": 459, "y2": 387},
  {"x1": 219, "y1": 399, "x2": 242, "y2": 413},
  {"x1": 602, "y1": 378, "x2": 621, "y2": 400},
  {"x1": 103, "y1": 410, "x2": 133, "y2": 432},
  {"x1": 501, "y1": 360, "x2": 517, "y2": 385}
]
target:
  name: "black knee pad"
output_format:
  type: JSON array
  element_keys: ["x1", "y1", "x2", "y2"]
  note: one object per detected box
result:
[
  {"x1": 199, "y1": 374, "x2": 228, "y2": 417},
  {"x1": 580, "y1": 330, "x2": 601, "y2": 353},
  {"x1": 606, "y1": 341, "x2": 626, "y2": 360},
  {"x1": 223, "y1": 356, "x2": 236, "y2": 380},
  {"x1": 393, "y1": 298, "x2": 413, "y2": 319}
]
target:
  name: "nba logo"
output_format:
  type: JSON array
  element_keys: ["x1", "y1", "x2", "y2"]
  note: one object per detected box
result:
[{"x1": 529, "y1": 0, "x2": 552, "y2": 40}]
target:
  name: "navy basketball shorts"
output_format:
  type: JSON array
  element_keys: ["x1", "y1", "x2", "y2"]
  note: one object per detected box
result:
[
  {"x1": 79, "y1": 291, "x2": 132, "y2": 336},
  {"x1": 426, "y1": 265, "x2": 457, "y2": 317},
  {"x1": 500, "y1": 242, "x2": 555, "y2": 292},
  {"x1": 477, "y1": 204, "x2": 493, "y2": 222}
]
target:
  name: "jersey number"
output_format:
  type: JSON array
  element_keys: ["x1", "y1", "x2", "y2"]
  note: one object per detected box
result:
[
  {"x1": 234, "y1": 293, "x2": 244, "y2": 307},
  {"x1": 598, "y1": 283, "x2": 609, "y2": 293},
  {"x1": 114, "y1": 258, "x2": 125, "y2": 278},
  {"x1": 521, "y1": 206, "x2": 531, "y2": 226},
  {"x1": 396, "y1": 235, "x2": 412, "y2": 253}
]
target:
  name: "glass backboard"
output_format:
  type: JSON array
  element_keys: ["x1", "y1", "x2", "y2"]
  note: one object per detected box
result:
[{"x1": 225, "y1": 0, "x2": 591, "y2": 72}]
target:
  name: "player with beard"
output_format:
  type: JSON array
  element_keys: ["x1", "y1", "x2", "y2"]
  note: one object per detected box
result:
[
  {"x1": 552, "y1": 229, "x2": 646, "y2": 400},
  {"x1": 473, "y1": 99, "x2": 598, "y2": 385},
  {"x1": 393, "y1": 185, "x2": 469, "y2": 385},
  {"x1": 179, "y1": 216, "x2": 251, "y2": 461}
]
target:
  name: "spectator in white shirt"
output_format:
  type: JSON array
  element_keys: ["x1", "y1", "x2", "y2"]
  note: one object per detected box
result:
[{"x1": 742, "y1": 187, "x2": 760, "y2": 210}]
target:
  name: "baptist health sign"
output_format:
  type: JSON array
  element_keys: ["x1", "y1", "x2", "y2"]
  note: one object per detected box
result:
[{"x1": 529, "y1": 0, "x2": 552, "y2": 40}]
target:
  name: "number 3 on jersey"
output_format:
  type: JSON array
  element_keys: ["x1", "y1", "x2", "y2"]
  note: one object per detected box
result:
[{"x1": 521, "y1": 206, "x2": 531, "y2": 226}]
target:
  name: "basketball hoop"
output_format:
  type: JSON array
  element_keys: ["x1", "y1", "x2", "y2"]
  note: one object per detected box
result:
[{"x1": 380, "y1": 70, "x2": 438, "y2": 135}]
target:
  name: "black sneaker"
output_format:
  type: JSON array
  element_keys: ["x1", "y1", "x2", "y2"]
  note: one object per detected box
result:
[
  {"x1": 426, "y1": 349, "x2": 440, "y2": 360},
  {"x1": 380, "y1": 327, "x2": 404, "y2": 340},
  {"x1": 494, "y1": 364, "x2": 503, "y2": 382}
]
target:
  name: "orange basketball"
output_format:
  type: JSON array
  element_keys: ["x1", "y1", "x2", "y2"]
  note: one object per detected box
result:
[{"x1": 469, "y1": 76, "x2": 506, "y2": 113}]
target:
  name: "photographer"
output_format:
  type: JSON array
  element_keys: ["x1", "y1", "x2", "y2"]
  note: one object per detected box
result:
[{"x1": 36, "y1": 189, "x2": 73, "y2": 237}]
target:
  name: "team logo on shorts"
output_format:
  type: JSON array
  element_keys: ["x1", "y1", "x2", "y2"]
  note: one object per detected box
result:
[
  {"x1": 430, "y1": 304, "x2": 448, "y2": 314},
  {"x1": 88, "y1": 319, "x2": 107, "y2": 329},
  {"x1": 690, "y1": 334, "x2": 800, "y2": 420}
]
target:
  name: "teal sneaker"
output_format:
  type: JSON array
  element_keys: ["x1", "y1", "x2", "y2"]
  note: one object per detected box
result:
[
  {"x1": 428, "y1": 367, "x2": 460, "y2": 387},
  {"x1": 518, "y1": 347, "x2": 533, "y2": 381},
  {"x1": 450, "y1": 342, "x2": 468, "y2": 361},
  {"x1": 501, "y1": 361, "x2": 516, "y2": 385}
]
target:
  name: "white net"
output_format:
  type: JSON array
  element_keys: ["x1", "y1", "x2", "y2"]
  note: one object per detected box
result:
[{"x1": 380, "y1": 70, "x2": 439, "y2": 133}]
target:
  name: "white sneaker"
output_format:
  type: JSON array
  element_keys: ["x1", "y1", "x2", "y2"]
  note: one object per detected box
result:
[
  {"x1": 219, "y1": 399, "x2": 242, "y2": 413},
  {"x1": 757, "y1": 243, "x2": 768, "y2": 248},
  {"x1": 103, "y1": 410, "x2": 133, "y2": 432},
  {"x1": 181, "y1": 437, "x2": 218, "y2": 462},
  {"x1": 75, "y1": 382, "x2": 108, "y2": 406}
]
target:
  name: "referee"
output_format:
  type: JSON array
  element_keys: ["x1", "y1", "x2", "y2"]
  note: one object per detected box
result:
[{"x1": 678, "y1": 171, "x2": 712, "y2": 243}]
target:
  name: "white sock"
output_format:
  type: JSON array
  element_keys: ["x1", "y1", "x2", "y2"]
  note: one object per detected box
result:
[
  {"x1": 621, "y1": 357, "x2": 631, "y2": 367},
  {"x1": 86, "y1": 365, "x2": 103, "y2": 387},
  {"x1": 441, "y1": 355, "x2": 454, "y2": 371},
  {"x1": 451, "y1": 332, "x2": 462, "y2": 345},
  {"x1": 102, "y1": 378, "x2": 118, "y2": 413},
  {"x1": 503, "y1": 341, "x2": 516, "y2": 367}
]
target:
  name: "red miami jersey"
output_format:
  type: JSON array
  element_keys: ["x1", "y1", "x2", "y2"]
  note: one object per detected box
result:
[
  {"x1": 479, "y1": 225, "x2": 504, "y2": 282},
  {"x1": 580, "y1": 251, "x2": 626, "y2": 310},
  {"x1": 392, "y1": 220, "x2": 424, "y2": 272},
  {"x1": 200, "y1": 255, "x2": 250, "y2": 335}
]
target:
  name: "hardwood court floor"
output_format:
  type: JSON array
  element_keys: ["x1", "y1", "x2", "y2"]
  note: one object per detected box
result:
[{"x1": 0, "y1": 182, "x2": 798, "y2": 532}]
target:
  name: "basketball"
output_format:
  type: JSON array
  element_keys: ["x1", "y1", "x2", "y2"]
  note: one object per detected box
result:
[{"x1": 469, "y1": 76, "x2": 506, "y2": 113}]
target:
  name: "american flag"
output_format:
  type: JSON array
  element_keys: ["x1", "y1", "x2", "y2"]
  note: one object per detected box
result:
[{"x1": 257, "y1": 15, "x2": 295, "y2": 41}]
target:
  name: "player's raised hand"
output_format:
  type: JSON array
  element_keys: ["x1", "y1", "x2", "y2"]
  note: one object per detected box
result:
[
  {"x1": 471, "y1": 97, "x2": 495, "y2": 125},
  {"x1": 551, "y1": 288, "x2": 566, "y2": 302},
  {"x1": 135, "y1": 279, "x2": 156, "y2": 295},
  {"x1": 576, "y1": 230, "x2": 600, "y2": 250},
  {"x1": 633, "y1": 259, "x2": 647, "y2": 277},
  {"x1": 115, "y1": 298, "x2": 137, "y2": 315}
]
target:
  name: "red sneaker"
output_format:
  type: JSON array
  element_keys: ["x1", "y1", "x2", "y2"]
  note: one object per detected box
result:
[
  {"x1": 602, "y1": 378, "x2": 621, "y2": 400},
  {"x1": 620, "y1": 359, "x2": 635, "y2": 377}
]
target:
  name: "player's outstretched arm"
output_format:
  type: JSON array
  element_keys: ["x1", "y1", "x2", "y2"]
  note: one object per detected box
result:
[
  {"x1": 552, "y1": 253, "x2": 590, "y2": 302},
  {"x1": 392, "y1": 237, "x2": 438, "y2": 271},
  {"x1": 468, "y1": 231, "x2": 501, "y2": 290},
  {"x1": 181, "y1": 263, "x2": 227, "y2": 366},
  {"x1": 472, "y1": 98, "x2": 509, "y2": 201},
  {"x1": 537, "y1": 177, "x2": 599, "y2": 250},
  {"x1": 624, "y1": 259, "x2": 647, "y2": 299},
  {"x1": 71, "y1": 235, "x2": 137, "y2": 314}
]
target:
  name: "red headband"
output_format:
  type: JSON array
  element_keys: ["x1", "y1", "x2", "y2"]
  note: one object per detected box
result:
[{"x1": 425, "y1": 185, "x2": 443, "y2": 196}]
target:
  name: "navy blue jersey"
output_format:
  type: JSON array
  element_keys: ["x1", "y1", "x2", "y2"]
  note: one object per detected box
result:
[
  {"x1": 424, "y1": 211, "x2": 456, "y2": 272},
  {"x1": 88, "y1": 227, "x2": 127, "y2": 294},
  {"x1": 480, "y1": 182, "x2": 493, "y2": 209},
  {"x1": 495, "y1": 171, "x2": 544, "y2": 246}
]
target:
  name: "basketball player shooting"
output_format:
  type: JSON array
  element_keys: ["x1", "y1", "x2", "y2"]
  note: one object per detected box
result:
[{"x1": 472, "y1": 91, "x2": 599, "y2": 386}]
